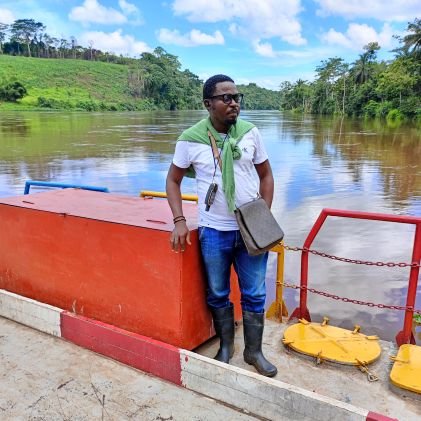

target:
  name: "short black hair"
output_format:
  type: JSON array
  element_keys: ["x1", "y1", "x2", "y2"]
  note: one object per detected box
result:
[{"x1": 203, "y1": 74, "x2": 234, "y2": 100}]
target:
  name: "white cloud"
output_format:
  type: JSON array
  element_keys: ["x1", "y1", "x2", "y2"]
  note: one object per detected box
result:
[
  {"x1": 253, "y1": 40, "x2": 277, "y2": 58},
  {"x1": 0, "y1": 8, "x2": 15, "y2": 24},
  {"x1": 172, "y1": 0, "x2": 306, "y2": 46},
  {"x1": 69, "y1": 0, "x2": 128, "y2": 25},
  {"x1": 315, "y1": 0, "x2": 420, "y2": 22},
  {"x1": 118, "y1": 0, "x2": 138, "y2": 15},
  {"x1": 252, "y1": 42, "x2": 332, "y2": 60},
  {"x1": 118, "y1": 0, "x2": 143, "y2": 24},
  {"x1": 238, "y1": 72, "x2": 316, "y2": 89},
  {"x1": 157, "y1": 28, "x2": 224, "y2": 47},
  {"x1": 322, "y1": 23, "x2": 395, "y2": 50},
  {"x1": 200, "y1": 67, "x2": 316, "y2": 89},
  {"x1": 322, "y1": 28, "x2": 352, "y2": 48},
  {"x1": 0, "y1": 5, "x2": 78, "y2": 39},
  {"x1": 79, "y1": 30, "x2": 152, "y2": 56},
  {"x1": 173, "y1": 0, "x2": 244, "y2": 22}
]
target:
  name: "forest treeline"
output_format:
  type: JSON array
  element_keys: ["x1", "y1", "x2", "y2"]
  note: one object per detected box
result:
[
  {"x1": 280, "y1": 19, "x2": 420, "y2": 121},
  {"x1": 0, "y1": 18, "x2": 419, "y2": 120}
]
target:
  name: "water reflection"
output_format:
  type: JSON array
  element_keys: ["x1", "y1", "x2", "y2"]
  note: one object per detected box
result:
[
  {"x1": 0, "y1": 110, "x2": 420, "y2": 341},
  {"x1": 0, "y1": 115, "x2": 31, "y2": 137}
]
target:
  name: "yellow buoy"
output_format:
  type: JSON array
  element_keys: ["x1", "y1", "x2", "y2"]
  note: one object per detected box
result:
[
  {"x1": 390, "y1": 344, "x2": 421, "y2": 394},
  {"x1": 283, "y1": 318, "x2": 381, "y2": 365}
]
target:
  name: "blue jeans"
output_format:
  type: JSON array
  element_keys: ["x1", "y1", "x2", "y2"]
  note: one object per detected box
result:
[{"x1": 198, "y1": 227, "x2": 268, "y2": 313}]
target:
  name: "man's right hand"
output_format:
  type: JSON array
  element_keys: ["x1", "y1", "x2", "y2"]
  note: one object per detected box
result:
[
  {"x1": 170, "y1": 221, "x2": 191, "y2": 252},
  {"x1": 166, "y1": 163, "x2": 191, "y2": 252}
]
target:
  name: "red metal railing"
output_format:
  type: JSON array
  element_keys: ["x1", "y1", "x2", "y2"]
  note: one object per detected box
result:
[{"x1": 289, "y1": 208, "x2": 421, "y2": 346}]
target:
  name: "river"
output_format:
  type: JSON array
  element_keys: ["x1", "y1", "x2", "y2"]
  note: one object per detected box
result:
[{"x1": 0, "y1": 110, "x2": 420, "y2": 341}]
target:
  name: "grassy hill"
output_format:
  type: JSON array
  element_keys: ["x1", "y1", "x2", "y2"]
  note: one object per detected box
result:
[
  {"x1": 0, "y1": 55, "x2": 282, "y2": 111},
  {"x1": 0, "y1": 55, "x2": 144, "y2": 111}
]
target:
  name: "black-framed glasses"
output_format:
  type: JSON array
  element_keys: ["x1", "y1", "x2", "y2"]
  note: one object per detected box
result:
[{"x1": 208, "y1": 93, "x2": 244, "y2": 104}]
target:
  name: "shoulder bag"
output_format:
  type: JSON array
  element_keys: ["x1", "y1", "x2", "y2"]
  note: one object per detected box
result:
[{"x1": 234, "y1": 197, "x2": 284, "y2": 255}]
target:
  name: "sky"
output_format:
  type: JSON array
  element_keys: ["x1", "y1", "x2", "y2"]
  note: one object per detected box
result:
[{"x1": 0, "y1": 0, "x2": 419, "y2": 90}]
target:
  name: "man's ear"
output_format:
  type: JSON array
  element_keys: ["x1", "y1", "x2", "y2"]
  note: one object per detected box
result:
[{"x1": 204, "y1": 100, "x2": 210, "y2": 107}]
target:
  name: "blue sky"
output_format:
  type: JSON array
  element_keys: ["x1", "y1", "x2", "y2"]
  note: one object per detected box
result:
[{"x1": 0, "y1": 1, "x2": 419, "y2": 89}]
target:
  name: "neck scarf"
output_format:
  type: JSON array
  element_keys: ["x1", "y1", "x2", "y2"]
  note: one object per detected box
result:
[{"x1": 177, "y1": 117, "x2": 255, "y2": 212}]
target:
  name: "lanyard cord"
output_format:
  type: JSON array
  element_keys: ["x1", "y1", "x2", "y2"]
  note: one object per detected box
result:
[{"x1": 210, "y1": 133, "x2": 229, "y2": 183}]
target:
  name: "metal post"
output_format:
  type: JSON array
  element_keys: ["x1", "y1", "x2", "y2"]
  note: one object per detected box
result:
[
  {"x1": 396, "y1": 222, "x2": 421, "y2": 346},
  {"x1": 266, "y1": 242, "x2": 288, "y2": 321}
]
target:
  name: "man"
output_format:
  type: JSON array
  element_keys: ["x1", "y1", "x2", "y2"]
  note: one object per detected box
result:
[{"x1": 166, "y1": 74, "x2": 277, "y2": 377}]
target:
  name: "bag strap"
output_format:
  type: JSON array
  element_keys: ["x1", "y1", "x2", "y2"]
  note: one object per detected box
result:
[{"x1": 208, "y1": 130, "x2": 222, "y2": 172}]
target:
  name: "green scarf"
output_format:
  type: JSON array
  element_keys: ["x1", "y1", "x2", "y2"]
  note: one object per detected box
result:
[{"x1": 177, "y1": 117, "x2": 255, "y2": 212}]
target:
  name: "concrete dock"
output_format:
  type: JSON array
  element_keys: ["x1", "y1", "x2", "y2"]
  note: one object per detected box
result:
[
  {"x1": 1, "y1": 289, "x2": 420, "y2": 420},
  {"x1": 0, "y1": 317, "x2": 258, "y2": 420}
]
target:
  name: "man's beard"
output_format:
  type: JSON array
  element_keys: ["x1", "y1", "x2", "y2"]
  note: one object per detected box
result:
[{"x1": 225, "y1": 115, "x2": 238, "y2": 126}]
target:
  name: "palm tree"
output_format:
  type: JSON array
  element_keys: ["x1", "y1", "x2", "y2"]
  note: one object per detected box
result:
[
  {"x1": 402, "y1": 18, "x2": 421, "y2": 57},
  {"x1": 353, "y1": 53, "x2": 370, "y2": 84},
  {"x1": 294, "y1": 79, "x2": 308, "y2": 110},
  {"x1": 353, "y1": 42, "x2": 380, "y2": 84}
]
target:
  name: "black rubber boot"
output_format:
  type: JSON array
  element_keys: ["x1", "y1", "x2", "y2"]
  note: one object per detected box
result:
[
  {"x1": 210, "y1": 305, "x2": 235, "y2": 363},
  {"x1": 243, "y1": 310, "x2": 278, "y2": 377}
]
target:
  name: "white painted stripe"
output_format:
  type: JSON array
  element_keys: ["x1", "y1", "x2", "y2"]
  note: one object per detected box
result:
[
  {"x1": 0, "y1": 289, "x2": 62, "y2": 336},
  {"x1": 180, "y1": 350, "x2": 369, "y2": 421}
]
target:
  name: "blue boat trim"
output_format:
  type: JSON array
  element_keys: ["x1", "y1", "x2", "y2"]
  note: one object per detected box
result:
[{"x1": 24, "y1": 180, "x2": 109, "y2": 195}]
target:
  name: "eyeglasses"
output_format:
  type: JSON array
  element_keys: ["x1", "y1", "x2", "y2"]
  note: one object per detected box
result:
[{"x1": 208, "y1": 93, "x2": 244, "y2": 104}]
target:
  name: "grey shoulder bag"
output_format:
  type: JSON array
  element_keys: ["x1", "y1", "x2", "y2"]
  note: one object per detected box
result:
[{"x1": 234, "y1": 197, "x2": 284, "y2": 255}]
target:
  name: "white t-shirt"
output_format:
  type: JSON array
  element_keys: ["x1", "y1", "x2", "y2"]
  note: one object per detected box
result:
[{"x1": 173, "y1": 127, "x2": 268, "y2": 230}]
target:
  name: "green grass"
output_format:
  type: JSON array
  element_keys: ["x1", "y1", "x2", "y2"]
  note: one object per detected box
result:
[{"x1": 0, "y1": 55, "x2": 140, "y2": 110}]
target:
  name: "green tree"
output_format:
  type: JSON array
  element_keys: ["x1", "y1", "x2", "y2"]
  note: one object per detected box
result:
[
  {"x1": 43, "y1": 33, "x2": 54, "y2": 58},
  {"x1": 10, "y1": 19, "x2": 45, "y2": 57},
  {"x1": 395, "y1": 18, "x2": 421, "y2": 58},
  {"x1": 0, "y1": 23, "x2": 8, "y2": 54},
  {"x1": 0, "y1": 81, "x2": 27, "y2": 102},
  {"x1": 353, "y1": 42, "x2": 380, "y2": 84},
  {"x1": 136, "y1": 47, "x2": 202, "y2": 110},
  {"x1": 294, "y1": 79, "x2": 310, "y2": 111},
  {"x1": 238, "y1": 83, "x2": 281, "y2": 110},
  {"x1": 312, "y1": 57, "x2": 347, "y2": 114},
  {"x1": 338, "y1": 62, "x2": 349, "y2": 114},
  {"x1": 376, "y1": 58, "x2": 416, "y2": 104}
]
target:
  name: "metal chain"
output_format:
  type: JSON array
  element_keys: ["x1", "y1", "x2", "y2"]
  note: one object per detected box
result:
[
  {"x1": 282, "y1": 244, "x2": 421, "y2": 268},
  {"x1": 356, "y1": 360, "x2": 379, "y2": 382},
  {"x1": 313, "y1": 348, "x2": 378, "y2": 382},
  {"x1": 280, "y1": 281, "x2": 421, "y2": 315}
]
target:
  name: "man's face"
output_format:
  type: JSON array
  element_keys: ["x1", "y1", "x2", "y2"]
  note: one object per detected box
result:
[{"x1": 205, "y1": 81, "x2": 241, "y2": 131}]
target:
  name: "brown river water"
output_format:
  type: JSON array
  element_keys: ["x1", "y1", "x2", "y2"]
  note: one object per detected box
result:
[{"x1": 0, "y1": 110, "x2": 420, "y2": 341}]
